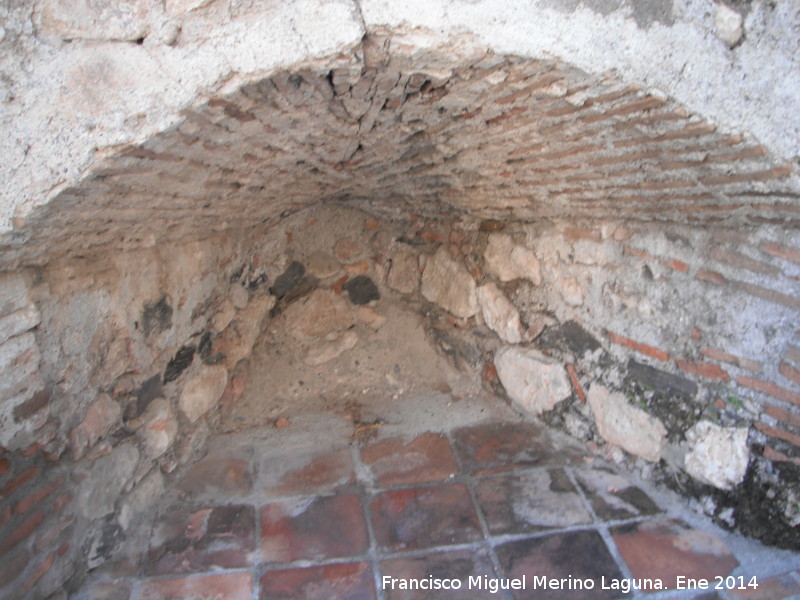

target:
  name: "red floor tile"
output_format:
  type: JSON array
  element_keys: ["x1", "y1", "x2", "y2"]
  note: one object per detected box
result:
[
  {"x1": 611, "y1": 519, "x2": 739, "y2": 590},
  {"x1": 452, "y1": 422, "x2": 581, "y2": 475},
  {"x1": 729, "y1": 571, "x2": 800, "y2": 599},
  {"x1": 260, "y1": 446, "x2": 355, "y2": 496},
  {"x1": 380, "y1": 548, "x2": 496, "y2": 599},
  {"x1": 370, "y1": 484, "x2": 481, "y2": 552},
  {"x1": 494, "y1": 530, "x2": 627, "y2": 600},
  {"x1": 145, "y1": 505, "x2": 255, "y2": 575},
  {"x1": 360, "y1": 433, "x2": 458, "y2": 487},
  {"x1": 177, "y1": 455, "x2": 253, "y2": 498},
  {"x1": 140, "y1": 573, "x2": 252, "y2": 600},
  {"x1": 259, "y1": 561, "x2": 376, "y2": 600},
  {"x1": 475, "y1": 468, "x2": 592, "y2": 534},
  {"x1": 260, "y1": 494, "x2": 368, "y2": 563}
]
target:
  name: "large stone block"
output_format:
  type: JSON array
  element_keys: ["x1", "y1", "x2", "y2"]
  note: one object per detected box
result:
[
  {"x1": 685, "y1": 421, "x2": 749, "y2": 490},
  {"x1": 588, "y1": 384, "x2": 666, "y2": 462},
  {"x1": 484, "y1": 234, "x2": 541, "y2": 285},
  {"x1": 495, "y1": 346, "x2": 571, "y2": 415},
  {"x1": 179, "y1": 365, "x2": 228, "y2": 423},
  {"x1": 421, "y1": 247, "x2": 478, "y2": 318},
  {"x1": 283, "y1": 288, "x2": 354, "y2": 341},
  {"x1": 477, "y1": 282, "x2": 522, "y2": 344}
]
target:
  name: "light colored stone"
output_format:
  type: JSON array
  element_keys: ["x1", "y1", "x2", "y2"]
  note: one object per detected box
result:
[
  {"x1": 75, "y1": 443, "x2": 140, "y2": 519},
  {"x1": 166, "y1": 0, "x2": 216, "y2": 16},
  {"x1": 715, "y1": 3, "x2": 743, "y2": 47},
  {"x1": 210, "y1": 299, "x2": 236, "y2": 332},
  {"x1": 306, "y1": 250, "x2": 342, "y2": 279},
  {"x1": 560, "y1": 276, "x2": 584, "y2": 306},
  {"x1": 685, "y1": 421, "x2": 749, "y2": 490},
  {"x1": 484, "y1": 234, "x2": 541, "y2": 285},
  {"x1": 0, "y1": 273, "x2": 31, "y2": 317},
  {"x1": 304, "y1": 330, "x2": 358, "y2": 365},
  {"x1": 231, "y1": 285, "x2": 249, "y2": 309},
  {"x1": 477, "y1": 282, "x2": 522, "y2": 344},
  {"x1": 283, "y1": 288, "x2": 354, "y2": 340},
  {"x1": 179, "y1": 365, "x2": 228, "y2": 422},
  {"x1": 215, "y1": 294, "x2": 274, "y2": 367},
  {"x1": 0, "y1": 305, "x2": 40, "y2": 346},
  {"x1": 421, "y1": 246, "x2": 478, "y2": 318},
  {"x1": 387, "y1": 249, "x2": 420, "y2": 294},
  {"x1": 70, "y1": 393, "x2": 122, "y2": 459},
  {"x1": 495, "y1": 346, "x2": 571, "y2": 415},
  {"x1": 36, "y1": 0, "x2": 154, "y2": 42},
  {"x1": 355, "y1": 306, "x2": 387, "y2": 330},
  {"x1": 138, "y1": 397, "x2": 178, "y2": 459},
  {"x1": 119, "y1": 469, "x2": 164, "y2": 531},
  {"x1": 588, "y1": 384, "x2": 667, "y2": 462}
]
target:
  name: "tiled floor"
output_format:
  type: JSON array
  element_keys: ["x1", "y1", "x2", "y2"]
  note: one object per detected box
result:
[{"x1": 77, "y1": 394, "x2": 800, "y2": 600}]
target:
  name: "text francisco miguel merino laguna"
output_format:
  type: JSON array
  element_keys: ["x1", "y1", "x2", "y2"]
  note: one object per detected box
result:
[{"x1": 383, "y1": 574, "x2": 679, "y2": 594}]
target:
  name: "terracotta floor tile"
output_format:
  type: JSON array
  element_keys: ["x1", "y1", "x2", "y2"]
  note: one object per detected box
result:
[
  {"x1": 475, "y1": 468, "x2": 592, "y2": 534},
  {"x1": 145, "y1": 505, "x2": 255, "y2": 575},
  {"x1": 177, "y1": 455, "x2": 253, "y2": 499},
  {"x1": 380, "y1": 548, "x2": 497, "y2": 599},
  {"x1": 574, "y1": 467, "x2": 661, "y2": 521},
  {"x1": 495, "y1": 530, "x2": 627, "y2": 600},
  {"x1": 729, "y1": 572, "x2": 800, "y2": 599},
  {"x1": 452, "y1": 422, "x2": 581, "y2": 475},
  {"x1": 360, "y1": 433, "x2": 458, "y2": 487},
  {"x1": 370, "y1": 484, "x2": 481, "y2": 552},
  {"x1": 611, "y1": 519, "x2": 739, "y2": 590},
  {"x1": 140, "y1": 573, "x2": 252, "y2": 600},
  {"x1": 260, "y1": 494, "x2": 368, "y2": 564},
  {"x1": 260, "y1": 446, "x2": 355, "y2": 496},
  {"x1": 259, "y1": 561, "x2": 376, "y2": 600}
]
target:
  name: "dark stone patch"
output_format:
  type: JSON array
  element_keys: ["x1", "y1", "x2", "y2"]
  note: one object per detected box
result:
[
  {"x1": 13, "y1": 389, "x2": 50, "y2": 422},
  {"x1": 269, "y1": 261, "x2": 305, "y2": 300},
  {"x1": 495, "y1": 530, "x2": 627, "y2": 599},
  {"x1": 429, "y1": 327, "x2": 482, "y2": 371},
  {"x1": 85, "y1": 517, "x2": 126, "y2": 569},
  {"x1": 141, "y1": 296, "x2": 172, "y2": 337},
  {"x1": 269, "y1": 274, "x2": 318, "y2": 318},
  {"x1": 128, "y1": 375, "x2": 162, "y2": 420},
  {"x1": 163, "y1": 345, "x2": 196, "y2": 383},
  {"x1": 343, "y1": 275, "x2": 380, "y2": 305},
  {"x1": 538, "y1": 320, "x2": 601, "y2": 357},
  {"x1": 627, "y1": 359, "x2": 697, "y2": 397},
  {"x1": 575, "y1": 468, "x2": 662, "y2": 521},
  {"x1": 198, "y1": 331, "x2": 213, "y2": 361}
]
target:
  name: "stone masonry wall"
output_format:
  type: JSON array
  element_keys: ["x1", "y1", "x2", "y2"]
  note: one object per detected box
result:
[{"x1": 0, "y1": 225, "x2": 292, "y2": 599}]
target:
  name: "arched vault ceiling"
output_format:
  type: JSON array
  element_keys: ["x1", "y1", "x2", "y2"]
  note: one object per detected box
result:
[{"x1": 2, "y1": 36, "x2": 798, "y2": 269}]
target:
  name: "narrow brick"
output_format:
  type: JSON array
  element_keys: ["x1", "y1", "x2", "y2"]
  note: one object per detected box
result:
[
  {"x1": 738, "y1": 376, "x2": 800, "y2": 408},
  {"x1": 730, "y1": 279, "x2": 800, "y2": 311},
  {"x1": 700, "y1": 165, "x2": 792, "y2": 186},
  {"x1": 563, "y1": 227, "x2": 601, "y2": 242},
  {"x1": 0, "y1": 466, "x2": 40, "y2": 498},
  {"x1": 0, "y1": 510, "x2": 44, "y2": 556},
  {"x1": 507, "y1": 142, "x2": 546, "y2": 158},
  {"x1": 566, "y1": 364, "x2": 586, "y2": 403},
  {"x1": 676, "y1": 359, "x2": 730, "y2": 382},
  {"x1": 660, "y1": 258, "x2": 689, "y2": 272},
  {"x1": 586, "y1": 149, "x2": 660, "y2": 166},
  {"x1": 755, "y1": 421, "x2": 800, "y2": 449},
  {"x1": 623, "y1": 245, "x2": 653, "y2": 260},
  {"x1": 709, "y1": 247, "x2": 781, "y2": 276},
  {"x1": 762, "y1": 445, "x2": 800, "y2": 466},
  {"x1": 582, "y1": 95, "x2": 666, "y2": 123},
  {"x1": 759, "y1": 241, "x2": 800, "y2": 265},
  {"x1": 14, "y1": 477, "x2": 62, "y2": 515},
  {"x1": 0, "y1": 459, "x2": 8, "y2": 476},
  {"x1": 763, "y1": 403, "x2": 800, "y2": 430},
  {"x1": 701, "y1": 347, "x2": 763, "y2": 372},
  {"x1": 696, "y1": 269, "x2": 726, "y2": 285},
  {"x1": 779, "y1": 361, "x2": 800, "y2": 386},
  {"x1": 486, "y1": 107, "x2": 526, "y2": 124},
  {"x1": 607, "y1": 330, "x2": 669, "y2": 362}
]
